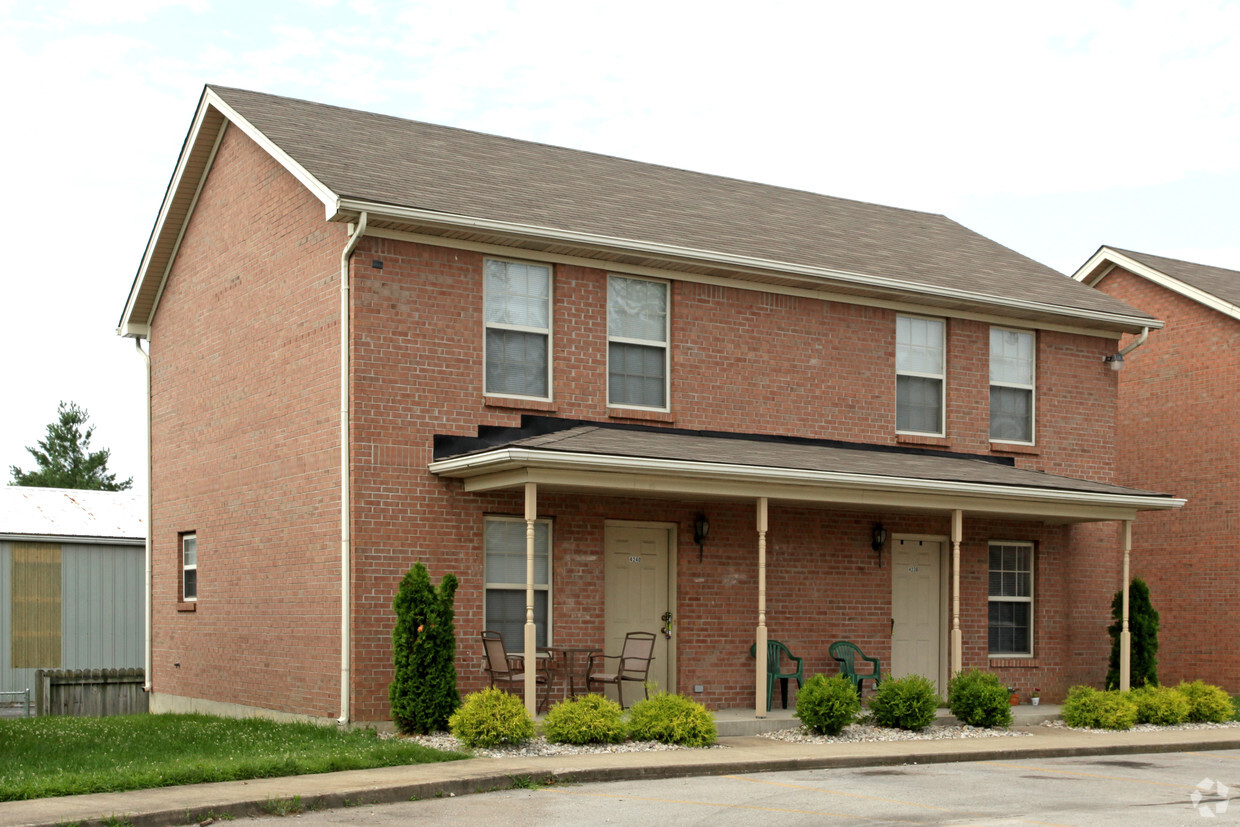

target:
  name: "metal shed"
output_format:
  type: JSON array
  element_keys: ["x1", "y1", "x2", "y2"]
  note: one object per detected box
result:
[{"x1": 1, "y1": 487, "x2": 145, "y2": 710}]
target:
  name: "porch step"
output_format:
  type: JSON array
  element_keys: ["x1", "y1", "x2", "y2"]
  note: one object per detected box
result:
[{"x1": 712, "y1": 703, "x2": 1061, "y2": 737}]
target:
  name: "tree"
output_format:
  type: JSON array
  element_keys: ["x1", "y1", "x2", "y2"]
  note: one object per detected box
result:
[
  {"x1": 9, "y1": 401, "x2": 133, "y2": 491},
  {"x1": 389, "y1": 562, "x2": 459, "y2": 733},
  {"x1": 1107, "y1": 577, "x2": 1159, "y2": 690}
]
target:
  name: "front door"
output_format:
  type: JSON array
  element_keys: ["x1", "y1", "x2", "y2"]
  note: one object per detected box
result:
[
  {"x1": 891, "y1": 537, "x2": 943, "y2": 690},
  {"x1": 603, "y1": 522, "x2": 672, "y2": 699}
]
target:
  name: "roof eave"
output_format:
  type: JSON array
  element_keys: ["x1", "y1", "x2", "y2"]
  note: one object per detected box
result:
[
  {"x1": 1073, "y1": 246, "x2": 1240, "y2": 324},
  {"x1": 338, "y1": 198, "x2": 1161, "y2": 334},
  {"x1": 428, "y1": 447, "x2": 1184, "y2": 523}
]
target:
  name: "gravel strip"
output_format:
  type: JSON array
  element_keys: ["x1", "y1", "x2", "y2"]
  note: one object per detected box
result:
[
  {"x1": 1041, "y1": 720, "x2": 1240, "y2": 734},
  {"x1": 404, "y1": 732, "x2": 723, "y2": 758},
  {"x1": 760, "y1": 723, "x2": 1032, "y2": 744}
]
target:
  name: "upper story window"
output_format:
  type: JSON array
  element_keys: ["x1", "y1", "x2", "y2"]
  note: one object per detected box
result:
[
  {"x1": 896, "y1": 315, "x2": 945, "y2": 435},
  {"x1": 989, "y1": 327, "x2": 1035, "y2": 443},
  {"x1": 608, "y1": 275, "x2": 668, "y2": 410},
  {"x1": 182, "y1": 532, "x2": 197, "y2": 601},
  {"x1": 484, "y1": 258, "x2": 552, "y2": 399}
]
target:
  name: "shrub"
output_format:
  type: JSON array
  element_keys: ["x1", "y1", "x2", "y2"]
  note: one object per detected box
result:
[
  {"x1": 1177, "y1": 681, "x2": 1237, "y2": 724},
  {"x1": 448, "y1": 688, "x2": 535, "y2": 748},
  {"x1": 1061, "y1": 686, "x2": 1138, "y2": 730},
  {"x1": 627, "y1": 692, "x2": 717, "y2": 747},
  {"x1": 389, "y1": 562, "x2": 460, "y2": 734},
  {"x1": 795, "y1": 674, "x2": 861, "y2": 736},
  {"x1": 1106, "y1": 578, "x2": 1159, "y2": 690},
  {"x1": 1130, "y1": 685, "x2": 1190, "y2": 725},
  {"x1": 947, "y1": 669, "x2": 1012, "y2": 728},
  {"x1": 542, "y1": 694, "x2": 627, "y2": 745},
  {"x1": 869, "y1": 675, "x2": 940, "y2": 731}
]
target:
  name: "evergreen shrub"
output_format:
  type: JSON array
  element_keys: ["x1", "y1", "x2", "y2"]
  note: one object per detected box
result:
[
  {"x1": 1129, "y1": 685, "x2": 1190, "y2": 725},
  {"x1": 627, "y1": 693, "x2": 717, "y2": 747},
  {"x1": 1061, "y1": 686, "x2": 1138, "y2": 730},
  {"x1": 869, "y1": 674, "x2": 940, "y2": 731},
  {"x1": 542, "y1": 694, "x2": 627, "y2": 745},
  {"x1": 947, "y1": 669, "x2": 1012, "y2": 728},
  {"x1": 1106, "y1": 578, "x2": 1159, "y2": 690},
  {"x1": 795, "y1": 674, "x2": 861, "y2": 736},
  {"x1": 389, "y1": 563, "x2": 460, "y2": 734},
  {"x1": 448, "y1": 688, "x2": 535, "y2": 748},
  {"x1": 1177, "y1": 681, "x2": 1237, "y2": 724}
]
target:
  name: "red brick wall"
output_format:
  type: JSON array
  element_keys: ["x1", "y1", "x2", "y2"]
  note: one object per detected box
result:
[
  {"x1": 1091, "y1": 266, "x2": 1240, "y2": 691},
  {"x1": 149, "y1": 133, "x2": 1130, "y2": 720},
  {"x1": 148, "y1": 125, "x2": 345, "y2": 717}
]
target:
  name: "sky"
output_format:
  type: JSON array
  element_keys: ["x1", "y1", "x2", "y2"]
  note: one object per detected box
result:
[{"x1": 2, "y1": 0, "x2": 1238, "y2": 494}]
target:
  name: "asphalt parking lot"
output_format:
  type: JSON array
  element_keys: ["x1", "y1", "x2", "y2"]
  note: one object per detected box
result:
[{"x1": 224, "y1": 748, "x2": 1240, "y2": 825}]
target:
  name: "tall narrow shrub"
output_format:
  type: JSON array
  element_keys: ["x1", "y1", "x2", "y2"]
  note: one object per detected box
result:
[
  {"x1": 1106, "y1": 577, "x2": 1159, "y2": 690},
  {"x1": 389, "y1": 563, "x2": 460, "y2": 733}
]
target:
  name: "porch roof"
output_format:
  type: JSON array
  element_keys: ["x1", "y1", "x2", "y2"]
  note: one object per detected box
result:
[{"x1": 429, "y1": 418, "x2": 1183, "y2": 524}]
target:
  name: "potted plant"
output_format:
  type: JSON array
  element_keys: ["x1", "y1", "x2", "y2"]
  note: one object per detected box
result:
[
  {"x1": 1008, "y1": 686, "x2": 1019, "y2": 706},
  {"x1": 1031, "y1": 688, "x2": 1040, "y2": 706}
]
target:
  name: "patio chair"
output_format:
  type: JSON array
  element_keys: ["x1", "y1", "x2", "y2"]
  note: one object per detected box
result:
[
  {"x1": 829, "y1": 640, "x2": 882, "y2": 699},
  {"x1": 749, "y1": 639, "x2": 804, "y2": 711},
  {"x1": 587, "y1": 631, "x2": 656, "y2": 708},
  {"x1": 481, "y1": 630, "x2": 550, "y2": 712}
]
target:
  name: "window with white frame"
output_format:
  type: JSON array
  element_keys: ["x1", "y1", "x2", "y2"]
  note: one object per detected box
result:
[
  {"x1": 989, "y1": 327, "x2": 1035, "y2": 443},
  {"x1": 608, "y1": 275, "x2": 668, "y2": 409},
  {"x1": 182, "y1": 533, "x2": 197, "y2": 601},
  {"x1": 484, "y1": 516, "x2": 551, "y2": 648},
  {"x1": 988, "y1": 541, "x2": 1033, "y2": 655},
  {"x1": 484, "y1": 258, "x2": 552, "y2": 399},
  {"x1": 896, "y1": 315, "x2": 945, "y2": 435}
]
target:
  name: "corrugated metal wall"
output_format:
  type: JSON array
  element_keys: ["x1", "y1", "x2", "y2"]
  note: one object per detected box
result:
[{"x1": 1, "y1": 540, "x2": 143, "y2": 697}]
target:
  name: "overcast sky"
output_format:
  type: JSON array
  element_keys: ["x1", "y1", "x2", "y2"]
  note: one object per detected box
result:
[{"x1": 3, "y1": 0, "x2": 1238, "y2": 494}]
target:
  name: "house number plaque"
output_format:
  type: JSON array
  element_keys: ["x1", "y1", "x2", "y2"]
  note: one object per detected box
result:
[
  {"x1": 908, "y1": 566, "x2": 920, "y2": 572},
  {"x1": 629, "y1": 556, "x2": 642, "y2": 563}
]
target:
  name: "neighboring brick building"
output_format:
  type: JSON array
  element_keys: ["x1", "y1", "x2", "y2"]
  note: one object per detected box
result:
[
  {"x1": 117, "y1": 86, "x2": 1182, "y2": 726},
  {"x1": 1074, "y1": 247, "x2": 1240, "y2": 692}
]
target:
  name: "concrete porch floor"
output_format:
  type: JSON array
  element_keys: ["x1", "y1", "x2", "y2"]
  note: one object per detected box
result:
[{"x1": 712, "y1": 703, "x2": 1062, "y2": 736}]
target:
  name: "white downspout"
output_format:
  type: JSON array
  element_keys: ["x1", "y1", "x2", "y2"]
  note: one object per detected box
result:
[
  {"x1": 339, "y1": 212, "x2": 367, "y2": 726},
  {"x1": 135, "y1": 337, "x2": 153, "y2": 693},
  {"x1": 1120, "y1": 326, "x2": 1149, "y2": 358}
]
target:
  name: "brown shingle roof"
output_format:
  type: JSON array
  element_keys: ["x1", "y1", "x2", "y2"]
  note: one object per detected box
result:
[
  {"x1": 1111, "y1": 247, "x2": 1240, "y2": 309},
  {"x1": 207, "y1": 85, "x2": 1151, "y2": 326}
]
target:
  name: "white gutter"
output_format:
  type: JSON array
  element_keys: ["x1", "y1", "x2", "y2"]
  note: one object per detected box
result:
[
  {"x1": 336, "y1": 198, "x2": 1162, "y2": 334},
  {"x1": 338, "y1": 211, "x2": 367, "y2": 726},
  {"x1": 135, "y1": 337, "x2": 153, "y2": 693},
  {"x1": 428, "y1": 448, "x2": 1186, "y2": 512}
]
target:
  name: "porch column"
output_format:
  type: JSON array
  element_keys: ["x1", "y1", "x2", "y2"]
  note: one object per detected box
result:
[
  {"x1": 1120, "y1": 520, "x2": 1132, "y2": 692},
  {"x1": 951, "y1": 509, "x2": 963, "y2": 677},
  {"x1": 754, "y1": 497, "x2": 768, "y2": 719},
  {"x1": 524, "y1": 482, "x2": 539, "y2": 716}
]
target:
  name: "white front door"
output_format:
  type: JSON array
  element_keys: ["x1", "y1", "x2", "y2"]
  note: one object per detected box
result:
[
  {"x1": 603, "y1": 523, "x2": 672, "y2": 699},
  {"x1": 891, "y1": 537, "x2": 943, "y2": 690}
]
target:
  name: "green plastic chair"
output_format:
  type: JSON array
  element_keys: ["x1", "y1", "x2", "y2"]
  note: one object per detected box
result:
[
  {"x1": 748, "y1": 639, "x2": 804, "y2": 710},
  {"x1": 829, "y1": 640, "x2": 881, "y2": 698}
]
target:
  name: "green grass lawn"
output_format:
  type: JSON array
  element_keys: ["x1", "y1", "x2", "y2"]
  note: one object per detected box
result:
[{"x1": 0, "y1": 713, "x2": 466, "y2": 801}]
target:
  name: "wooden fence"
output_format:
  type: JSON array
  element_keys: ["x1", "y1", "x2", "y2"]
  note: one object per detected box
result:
[{"x1": 35, "y1": 668, "x2": 148, "y2": 717}]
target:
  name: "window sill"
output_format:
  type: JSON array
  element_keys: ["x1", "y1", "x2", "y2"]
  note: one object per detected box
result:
[
  {"x1": 897, "y1": 433, "x2": 950, "y2": 448},
  {"x1": 991, "y1": 441, "x2": 1039, "y2": 456},
  {"x1": 177, "y1": 602, "x2": 197, "y2": 613},
  {"x1": 988, "y1": 656, "x2": 1036, "y2": 666},
  {"x1": 484, "y1": 395, "x2": 558, "y2": 413},
  {"x1": 608, "y1": 407, "x2": 674, "y2": 423}
]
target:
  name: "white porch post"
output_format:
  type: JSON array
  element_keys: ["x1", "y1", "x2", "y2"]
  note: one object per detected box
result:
[
  {"x1": 524, "y1": 482, "x2": 539, "y2": 716},
  {"x1": 951, "y1": 509, "x2": 963, "y2": 678},
  {"x1": 1120, "y1": 520, "x2": 1132, "y2": 692},
  {"x1": 754, "y1": 497, "x2": 769, "y2": 718}
]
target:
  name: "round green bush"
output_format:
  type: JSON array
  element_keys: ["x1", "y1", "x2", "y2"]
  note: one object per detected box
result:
[
  {"x1": 1130, "y1": 685, "x2": 1190, "y2": 725},
  {"x1": 869, "y1": 674, "x2": 940, "y2": 731},
  {"x1": 627, "y1": 692, "x2": 717, "y2": 747},
  {"x1": 448, "y1": 687, "x2": 535, "y2": 748},
  {"x1": 795, "y1": 674, "x2": 861, "y2": 736},
  {"x1": 1061, "y1": 686, "x2": 1137, "y2": 730},
  {"x1": 1177, "y1": 680, "x2": 1237, "y2": 724},
  {"x1": 542, "y1": 694, "x2": 627, "y2": 745},
  {"x1": 947, "y1": 669, "x2": 1012, "y2": 728}
]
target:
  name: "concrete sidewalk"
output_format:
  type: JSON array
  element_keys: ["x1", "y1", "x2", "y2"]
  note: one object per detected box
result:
[{"x1": 4, "y1": 717, "x2": 1240, "y2": 827}]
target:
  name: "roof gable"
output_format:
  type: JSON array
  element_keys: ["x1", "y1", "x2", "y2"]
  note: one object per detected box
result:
[
  {"x1": 1073, "y1": 246, "x2": 1240, "y2": 323},
  {"x1": 120, "y1": 85, "x2": 1157, "y2": 336}
]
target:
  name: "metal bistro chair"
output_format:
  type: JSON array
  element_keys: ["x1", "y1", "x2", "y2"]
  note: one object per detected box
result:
[
  {"x1": 587, "y1": 631, "x2": 656, "y2": 709},
  {"x1": 481, "y1": 630, "x2": 550, "y2": 712}
]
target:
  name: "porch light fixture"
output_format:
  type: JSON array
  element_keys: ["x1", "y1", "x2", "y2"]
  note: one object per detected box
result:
[
  {"x1": 871, "y1": 523, "x2": 888, "y2": 567},
  {"x1": 693, "y1": 514, "x2": 710, "y2": 562},
  {"x1": 1105, "y1": 351, "x2": 1124, "y2": 371}
]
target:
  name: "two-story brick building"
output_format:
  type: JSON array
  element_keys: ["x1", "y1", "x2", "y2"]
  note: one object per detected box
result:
[
  {"x1": 1074, "y1": 247, "x2": 1240, "y2": 692},
  {"x1": 117, "y1": 86, "x2": 1182, "y2": 726}
]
